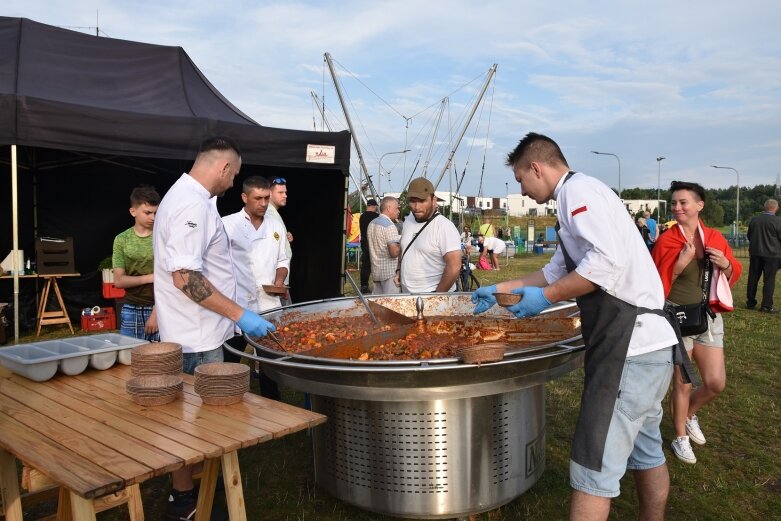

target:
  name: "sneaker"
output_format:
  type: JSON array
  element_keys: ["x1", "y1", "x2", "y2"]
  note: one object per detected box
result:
[
  {"x1": 685, "y1": 415, "x2": 706, "y2": 445},
  {"x1": 759, "y1": 307, "x2": 779, "y2": 314},
  {"x1": 671, "y1": 436, "x2": 697, "y2": 464}
]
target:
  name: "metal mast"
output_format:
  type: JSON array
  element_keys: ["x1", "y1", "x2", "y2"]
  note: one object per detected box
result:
[
  {"x1": 324, "y1": 52, "x2": 378, "y2": 200},
  {"x1": 432, "y1": 64, "x2": 497, "y2": 190}
]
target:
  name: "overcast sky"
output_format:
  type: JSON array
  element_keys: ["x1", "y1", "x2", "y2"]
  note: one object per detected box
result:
[{"x1": 5, "y1": 0, "x2": 781, "y2": 197}]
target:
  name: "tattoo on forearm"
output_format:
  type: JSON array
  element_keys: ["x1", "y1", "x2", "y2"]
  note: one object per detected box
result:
[{"x1": 178, "y1": 270, "x2": 213, "y2": 302}]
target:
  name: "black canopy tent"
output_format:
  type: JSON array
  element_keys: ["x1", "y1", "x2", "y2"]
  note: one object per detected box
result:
[{"x1": 0, "y1": 17, "x2": 351, "y2": 339}]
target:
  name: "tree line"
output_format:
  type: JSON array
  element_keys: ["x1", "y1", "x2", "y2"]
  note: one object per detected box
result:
[{"x1": 621, "y1": 184, "x2": 779, "y2": 226}]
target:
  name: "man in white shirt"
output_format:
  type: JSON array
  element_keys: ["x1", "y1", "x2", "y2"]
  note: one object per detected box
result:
[
  {"x1": 222, "y1": 175, "x2": 288, "y2": 399},
  {"x1": 472, "y1": 133, "x2": 679, "y2": 521},
  {"x1": 223, "y1": 176, "x2": 289, "y2": 312},
  {"x1": 396, "y1": 177, "x2": 461, "y2": 293},
  {"x1": 154, "y1": 136, "x2": 275, "y2": 519},
  {"x1": 265, "y1": 177, "x2": 292, "y2": 303},
  {"x1": 367, "y1": 196, "x2": 401, "y2": 294}
]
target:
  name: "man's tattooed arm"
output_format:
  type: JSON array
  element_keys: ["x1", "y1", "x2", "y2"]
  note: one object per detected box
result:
[
  {"x1": 170, "y1": 269, "x2": 243, "y2": 321},
  {"x1": 176, "y1": 270, "x2": 213, "y2": 302}
]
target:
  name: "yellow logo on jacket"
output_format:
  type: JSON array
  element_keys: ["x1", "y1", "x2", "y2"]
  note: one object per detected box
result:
[{"x1": 273, "y1": 232, "x2": 280, "y2": 241}]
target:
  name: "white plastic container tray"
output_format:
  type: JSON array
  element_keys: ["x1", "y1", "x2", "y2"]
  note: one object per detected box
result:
[{"x1": 0, "y1": 333, "x2": 147, "y2": 381}]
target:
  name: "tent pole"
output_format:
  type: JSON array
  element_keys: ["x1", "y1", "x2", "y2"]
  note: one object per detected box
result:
[
  {"x1": 341, "y1": 172, "x2": 349, "y2": 296},
  {"x1": 11, "y1": 145, "x2": 20, "y2": 344}
]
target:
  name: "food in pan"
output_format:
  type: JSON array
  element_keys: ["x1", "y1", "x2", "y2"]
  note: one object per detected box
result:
[{"x1": 267, "y1": 315, "x2": 578, "y2": 361}]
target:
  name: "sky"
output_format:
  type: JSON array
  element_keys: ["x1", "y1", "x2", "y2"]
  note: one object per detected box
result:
[{"x1": 5, "y1": 0, "x2": 781, "y2": 198}]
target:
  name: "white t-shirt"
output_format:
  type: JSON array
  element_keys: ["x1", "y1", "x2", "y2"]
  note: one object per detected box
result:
[
  {"x1": 222, "y1": 209, "x2": 289, "y2": 312},
  {"x1": 541, "y1": 172, "x2": 678, "y2": 357},
  {"x1": 153, "y1": 174, "x2": 236, "y2": 354},
  {"x1": 399, "y1": 212, "x2": 462, "y2": 293},
  {"x1": 484, "y1": 236, "x2": 506, "y2": 254}
]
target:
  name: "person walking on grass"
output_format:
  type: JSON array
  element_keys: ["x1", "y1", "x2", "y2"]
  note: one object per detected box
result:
[{"x1": 651, "y1": 181, "x2": 742, "y2": 465}]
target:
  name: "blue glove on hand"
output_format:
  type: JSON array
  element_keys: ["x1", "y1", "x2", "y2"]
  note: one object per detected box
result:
[
  {"x1": 237, "y1": 309, "x2": 276, "y2": 337},
  {"x1": 471, "y1": 284, "x2": 498, "y2": 315},
  {"x1": 507, "y1": 286, "x2": 552, "y2": 318}
]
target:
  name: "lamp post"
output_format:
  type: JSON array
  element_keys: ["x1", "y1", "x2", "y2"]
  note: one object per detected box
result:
[
  {"x1": 711, "y1": 165, "x2": 740, "y2": 245},
  {"x1": 505, "y1": 182, "x2": 509, "y2": 228},
  {"x1": 591, "y1": 150, "x2": 622, "y2": 199},
  {"x1": 378, "y1": 149, "x2": 410, "y2": 195},
  {"x1": 656, "y1": 156, "x2": 666, "y2": 220}
]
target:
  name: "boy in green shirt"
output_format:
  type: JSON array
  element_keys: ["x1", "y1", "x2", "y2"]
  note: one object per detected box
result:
[{"x1": 112, "y1": 186, "x2": 160, "y2": 341}]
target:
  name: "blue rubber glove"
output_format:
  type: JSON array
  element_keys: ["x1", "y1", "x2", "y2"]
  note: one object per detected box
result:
[
  {"x1": 507, "y1": 286, "x2": 552, "y2": 318},
  {"x1": 237, "y1": 309, "x2": 276, "y2": 337},
  {"x1": 471, "y1": 284, "x2": 498, "y2": 315}
]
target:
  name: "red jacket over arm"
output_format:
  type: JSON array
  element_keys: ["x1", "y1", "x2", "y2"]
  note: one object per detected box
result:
[{"x1": 651, "y1": 221, "x2": 742, "y2": 299}]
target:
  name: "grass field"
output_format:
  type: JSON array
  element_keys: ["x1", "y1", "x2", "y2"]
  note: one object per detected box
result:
[{"x1": 10, "y1": 251, "x2": 781, "y2": 520}]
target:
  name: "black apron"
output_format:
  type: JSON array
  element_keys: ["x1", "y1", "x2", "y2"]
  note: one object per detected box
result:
[{"x1": 557, "y1": 172, "x2": 696, "y2": 471}]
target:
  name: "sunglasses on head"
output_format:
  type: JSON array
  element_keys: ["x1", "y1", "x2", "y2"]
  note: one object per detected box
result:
[{"x1": 271, "y1": 177, "x2": 286, "y2": 185}]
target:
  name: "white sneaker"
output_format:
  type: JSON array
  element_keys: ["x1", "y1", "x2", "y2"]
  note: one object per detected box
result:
[
  {"x1": 671, "y1": 436, "x2": 697, "y2": 464},
  {"x1": 686, "y1": 415, "x2": 706, "y2": 445}
]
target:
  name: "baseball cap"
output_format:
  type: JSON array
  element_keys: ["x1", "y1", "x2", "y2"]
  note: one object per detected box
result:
[
  {"x1": 407, "y1": 177, "x2": 435, "y2": 199},
  {"x1": 366, "y1": 199, "x2": 378, "y2": 207}
]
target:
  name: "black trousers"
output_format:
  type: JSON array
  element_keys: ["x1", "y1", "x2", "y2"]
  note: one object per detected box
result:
[
  {"x1": 223, "y1": 334, "x2": 281, "y2": 400},
  {"x1": 360, "y1": 245, "x2": 372, "y2": 290},
  {"x1": 747, "y1": 255, "x2": 779, "y2": 309}
]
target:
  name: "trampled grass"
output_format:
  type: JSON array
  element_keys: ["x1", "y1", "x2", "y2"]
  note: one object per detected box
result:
[{"x1": 14, "y1": 251, "x2": 781, "y2": 520}]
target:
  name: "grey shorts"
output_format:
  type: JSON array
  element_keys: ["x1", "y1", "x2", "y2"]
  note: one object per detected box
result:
[
  {"x1": 570, "y1": 347, "x2": 674, "y2": 497},
  {"x1": 682, "y1": 313, "x2": 724, "y2": 350}
]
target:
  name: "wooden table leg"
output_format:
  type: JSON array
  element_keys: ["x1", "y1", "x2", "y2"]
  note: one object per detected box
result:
[
  {"x1": 194, "y1": 458, "x2": 219, "y2": 521},
  {"x1": 0, "y1": 448, "x2": 23, "y2": 521},
  {"x1": 194, "y1": 452, "x2": 247, "y2": 521},
  {"x1": 56, "y1": 487, "x2": 72, "y2": 521},
  {"x1": 68, "y1": 490, "x2": 97, "y2": 521},
  {"x1": 125, "y1": 483, "x2": 145, "y2": 521},
  {"x1": 221, "y1": 451, "x2": 246, "y2": 521}
]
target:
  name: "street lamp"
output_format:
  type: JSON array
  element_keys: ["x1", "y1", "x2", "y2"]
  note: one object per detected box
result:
[
  {"x1": 711, "y1": 165, "x2": 740, "y2": 244},
  {"x1": 505, "y1": 182, "x2": 509, "y2": 228},
  {"x1": 656, "y1": 156, "x2": 666, "y2": 220},
  {"x1": 378, "y1": 149, "x2": 410, "y2": 195},
  {"x1": 591, "y1": 150, "x2": 622, "y2": 199}
]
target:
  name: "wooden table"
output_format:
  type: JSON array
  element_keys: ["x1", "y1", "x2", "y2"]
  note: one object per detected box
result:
[{"x1": 0, "y1": 364, "x2": 326, "y2": 520}]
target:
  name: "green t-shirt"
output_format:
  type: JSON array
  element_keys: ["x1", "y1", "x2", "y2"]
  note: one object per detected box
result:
[
  {"x1": 668, "y1": 256, "x2": 703, "y2": 306},
  {"x1": 112, "y1": 227, "x2": 154, "y2": 305}
]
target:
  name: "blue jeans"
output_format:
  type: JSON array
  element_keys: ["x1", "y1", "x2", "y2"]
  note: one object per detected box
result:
[
  {"x1": 119, "y1": 304, "x2": 159, "y2": 342},
  {"x1": 570, "y1": 346, "x2": 674, "y2": 497},
  {"x1": 181, "y1": 347, "x2": 223, "y2": 375}
]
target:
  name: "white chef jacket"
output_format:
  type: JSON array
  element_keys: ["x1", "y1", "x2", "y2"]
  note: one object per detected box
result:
[
  {"x1": 222, "y1": 209, "x2": 290, "y2": 312},
  {"x1": 541, "y1": 172, "x2": 678, "y2": 357},
  {"x1": 399, "y1": 213, "x2": 462, "y2": 293},
  {"x1": 153, "y1": 174, "x2": 236, "y2": 354},
  {"x1": 265, "y1": 204, "x2": 291, "y2": 285}
]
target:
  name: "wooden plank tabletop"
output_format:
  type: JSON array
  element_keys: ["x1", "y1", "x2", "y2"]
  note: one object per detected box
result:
[{"x1": 0, "y1": 364, "x2": 326, "y2": 499}]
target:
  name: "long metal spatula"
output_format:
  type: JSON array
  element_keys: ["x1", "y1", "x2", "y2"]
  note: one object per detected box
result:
[{"x1": 344, "y1": 270, "x2": 380, "y2": 325}]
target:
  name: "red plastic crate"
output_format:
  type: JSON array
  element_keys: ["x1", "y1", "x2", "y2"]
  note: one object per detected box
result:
[
  {"x1": 102, "y1": 282, "x2": 126, "y2": 299},
  {"x1": 81, "y1": 307, "x2": 116, "y2": 331}
]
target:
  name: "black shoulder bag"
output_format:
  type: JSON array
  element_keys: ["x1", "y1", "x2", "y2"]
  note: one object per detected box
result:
[
  {"x1": 397, "y1": 212, "x2": 440, "y2": 287},
  {"x1": 673, "y1": 256, "x2": 716, "y2": 337}
]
